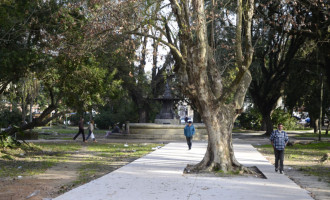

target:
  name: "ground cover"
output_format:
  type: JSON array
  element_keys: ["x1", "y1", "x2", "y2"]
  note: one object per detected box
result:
[
  {"x1": 255, "y1": 141, "x2": 330, "y2": 200},
  {"x1": 0, "y1": 140, "x2": 163, "y2": 200},
  {"x1": 294, "y1": 131, "x2": 330, "y2": 138}
]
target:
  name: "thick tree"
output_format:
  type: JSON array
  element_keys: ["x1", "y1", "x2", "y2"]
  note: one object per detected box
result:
[
  {"x1": 285, "y1": 39, "x2": 330, "y2": 134},
  {"x1": 90, "y1": 0, "x2": 255, "y2": 172},
  {"x1": 249, "y1": 0, "x2": 329, "y2": 135},
  {"x1": 169, "y1": 0, "x2": 254, "y2": 172}
]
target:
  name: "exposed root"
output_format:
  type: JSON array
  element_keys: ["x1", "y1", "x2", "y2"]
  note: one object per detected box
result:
[{"x1": 184, "y1": 162, "x2": 255, "y2": 176}]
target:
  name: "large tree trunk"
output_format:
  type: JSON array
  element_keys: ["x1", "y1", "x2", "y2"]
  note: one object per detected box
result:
[
  {"x1": 187, "y1": 105, "x2": 243, "y2": 172},
  {"x1": 167, "y1": 0, "x2": 254, "y2": 172}
]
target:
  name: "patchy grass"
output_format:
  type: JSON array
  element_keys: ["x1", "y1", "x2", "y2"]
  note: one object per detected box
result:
[
  {"x1": 73, "y1": 143, "x2": 162, "y2": 185},
  {"x1": 34, "y1": 126, "x2": 109, "y2": 140},
  {"x1": 294, "y1": 131, "x2": 330, "y2": 138},
  {"x1": 0, "y1": 143, "x2": 60, "y2": 177},
  {"x1": 0, "y1": 142, "x2": 163, "y2": 182},
  {"x1": 232, "y1": 128, "x2": 260, "y2": 133},
  {"x1": 255, "y1": 141, "x2": 330, "y2": 183}
]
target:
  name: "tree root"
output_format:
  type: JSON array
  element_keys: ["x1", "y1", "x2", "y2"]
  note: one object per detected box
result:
[{"x1": 184, "y1": 162, "x2": 255, "y2": 176}]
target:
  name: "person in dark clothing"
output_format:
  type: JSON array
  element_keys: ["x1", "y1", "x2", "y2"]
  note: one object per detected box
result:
[
  {"x1": 184, "y1": 121, "x2": 195, "y2": 150},
  {"x1": 112, "y1": 123, "x2": 121, "y2": 133},
  {"x1": 73, "y1": 117, "x2": 86, "y2": 142}
]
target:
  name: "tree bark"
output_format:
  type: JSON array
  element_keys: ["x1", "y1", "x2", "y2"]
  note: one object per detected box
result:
[
  {"x1": 166, "y1": 0, "x2": 254, "y2": 172},
  {"x1": 186, "y1": 103, "x2": 248, "y2": 172},
  {"x1": 261, "y1": 112, "x2": 274, "y2": 135}
]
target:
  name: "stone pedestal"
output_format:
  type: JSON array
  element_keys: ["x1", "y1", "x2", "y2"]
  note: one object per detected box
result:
[{"x1": 154, "y1": 118, "x2": 180, "y2": 125}]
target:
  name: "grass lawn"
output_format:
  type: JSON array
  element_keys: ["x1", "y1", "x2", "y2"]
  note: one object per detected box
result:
[
  {"x1": 255, "y1": 141, "x2": 330, "y2": 183},
  {"x1": 294, "y1": 130, "x2": 330, "y2": 138},
  {"x1": 0, "y1": 141, "x2": 163, "y2": 183},
  {"x1": 33, "y1": 125, "x2": 110, "y2": 140}
]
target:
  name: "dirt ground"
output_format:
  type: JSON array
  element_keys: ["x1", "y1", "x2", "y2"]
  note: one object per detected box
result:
[
  {"x1": 240, "y1": 136, "x2": 330, "y2": 200},
  {"x1": 0, "y1": 140, "x2": 135, "y2": 200},
  {"x1": 0, "y1": 138, "x2": 329, "y2": 200}
]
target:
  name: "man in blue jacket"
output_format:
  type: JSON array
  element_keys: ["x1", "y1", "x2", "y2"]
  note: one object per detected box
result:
[
  {"x1": 270, "y1": 123, "x2": 289, "y2": 174},
  {"x1": 184, "y1": 121, "x2": 195, "y2": 150}
]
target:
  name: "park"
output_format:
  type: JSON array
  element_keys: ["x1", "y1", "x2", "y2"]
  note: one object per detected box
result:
[{"x1": 0, "y1": 0, "x2": 329, "y2": 200}]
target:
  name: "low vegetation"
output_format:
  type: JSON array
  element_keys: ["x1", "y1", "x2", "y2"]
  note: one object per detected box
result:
[
  {"x1": 255, "y1": 141, "x2": 330, "y2": 183},
  {"x1": 294, "y1": 131, "x2": 330, "y2": 138},
  {"x1": 0, "y1": 142, "x2": 163, "y2": 183}
]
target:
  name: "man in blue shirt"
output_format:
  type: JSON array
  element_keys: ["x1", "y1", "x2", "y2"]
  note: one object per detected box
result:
[
  {"x1": 184, "y1": 121, "x2": 195, "y2": 150},
  {"x1": 270, "y1": 123, "x2": 289, "y2": 174}
]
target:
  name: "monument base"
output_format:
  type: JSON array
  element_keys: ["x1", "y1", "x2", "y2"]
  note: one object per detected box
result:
[
  {"x1": 154, "y1": 118, "x2": 180, "y2": 125},
  {"x1": 126, "y1": 123, "x2": 207, "y2": 140}
]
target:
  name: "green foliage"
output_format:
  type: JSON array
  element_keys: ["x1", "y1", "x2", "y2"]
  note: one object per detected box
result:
[
  {"x1": 236, "y1": 107, "x2": 301, "y2": 130},
  {"x1": 0, "y1": 108, "x2": 21, "y2": 128},
  {"x1": 236, "y1": 106, "x2": 262, "y2": 130},
  {"x1": 94, "y1": 97, "x2": 139, "y2": 129},
  {"x1": 0, "y1": 131, "x2": 21, "y2": 149},
  {"x1": 271, "y1": 108, "x2": 299, "y2": 130}
]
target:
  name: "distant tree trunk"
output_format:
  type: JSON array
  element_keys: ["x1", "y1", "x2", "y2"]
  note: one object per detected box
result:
[
  {"x1": 139, "y1": 109, "x2": 147, "y2": 123},
  {"x1": 314, "y1": 119, "x2": 319, "y2": 134},
  {"x1": 261, "y1": 113, "x2": 273, "y2": 135},
  {"x1": 21, "y1": 98, "x2": 27, "y2": 122},
  {"x1": 193, "y1": 109, "x2": 202, "y2": 123},
  {"x1": 89, "y1": 109, "x2": 93, "y2": 121}
]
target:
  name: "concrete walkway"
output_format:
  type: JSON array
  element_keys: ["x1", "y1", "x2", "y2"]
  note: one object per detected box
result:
[{"x1": 54, "y1": 142, "x2": 313, "y2": 200}]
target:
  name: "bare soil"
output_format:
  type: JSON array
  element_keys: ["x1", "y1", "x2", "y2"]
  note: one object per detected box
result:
[
  {"x1": 240, "y1": 136, "x2": 330, "y2": 200},
  {"x1": 263, "y1": 154, "x2": 330, "y2": 200},
  {"x1": 0, "y1": 140, "x2": 134, "y2": 200},
  {"x1": 0, "y1": 138, "x2": 329, "y2": 200}
]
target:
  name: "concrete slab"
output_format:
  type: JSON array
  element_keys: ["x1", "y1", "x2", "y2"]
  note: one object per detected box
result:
[{"x1": 54, "y1": 142, "x2": 313, "y2": 200}]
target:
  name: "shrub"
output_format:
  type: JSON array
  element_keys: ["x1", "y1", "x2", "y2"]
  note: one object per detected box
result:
[
  {"x1": 236, "y1": 106, "x2": 262, "y2": 130},
  {"x1": 271, "y1": 108, "x2": 299, "y2": 130},
  {"x1": 94, "y1": 111, "x2": 113, "y2": 129},
  {"x1": 0, "y1": 109, "x2": 22, "y2": 128}
]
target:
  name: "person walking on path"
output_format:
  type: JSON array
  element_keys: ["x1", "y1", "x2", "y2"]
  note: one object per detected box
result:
[
  {"x1": 184, "y1": 121, "x2": 195, "y2": 150},
  {"x1": 73, "y1": 117, "x2": 86, "y2": 142},
  {"x1": 270, "y1": 123, "x2": 289, "y2": 174},
  {"x1": 86, "y1": 120, "x2": 97, "y2": 142}
]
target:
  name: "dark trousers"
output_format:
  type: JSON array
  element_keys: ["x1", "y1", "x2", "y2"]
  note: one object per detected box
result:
[
  {"x1": 86, "y1": 130, "x2": 95, "y2": 141},
  {"x1": 186, "y1": 136, "x2": 192, "y2": 149},
  {"x1": 274, "y1": 149, "x2": 285, "y2": 171},
  {"x1": 73, "y1": 128, "x2": 85, "y2": 141}
]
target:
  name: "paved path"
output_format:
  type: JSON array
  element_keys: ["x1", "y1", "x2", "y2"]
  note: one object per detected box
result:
[{"x1": 54, "y1": 142, "x2": 313, "y2": 200}]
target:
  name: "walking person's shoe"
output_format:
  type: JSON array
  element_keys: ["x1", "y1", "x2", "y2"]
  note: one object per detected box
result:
[
  {"x1": 275, "y1": 168, "x2": 278, "y2": 172},
  {"x1": 280, "y1": 170, "x2": 283, "y2": 174}
]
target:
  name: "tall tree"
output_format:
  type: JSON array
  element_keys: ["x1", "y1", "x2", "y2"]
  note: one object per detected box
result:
[
  {"x1": 249, "y1": 0, "x2": 329, "y2": 135},
  {"x1": 89, "y1": 0, "x2": 255, "y2": 172},
  {"x1": 1, "y1": 1, "x2": 121, "y2": 135},
  {"x1": 169, "y1": 0, "x2": 255, "y2": 172}
]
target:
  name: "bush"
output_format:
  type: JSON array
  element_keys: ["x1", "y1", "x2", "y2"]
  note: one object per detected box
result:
[
  {"x1": 0, "y1": 109, "x2": 22, "y2": 128},
  {"x1": 94, "y1": 111, "x2": 114, "y2": 129},
  {"x1": 236, "y1": 106, "x2": 262, "y2": 130},
  {"x1": 271, "y1": 108, "x2": 299, "y2": 130}
]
